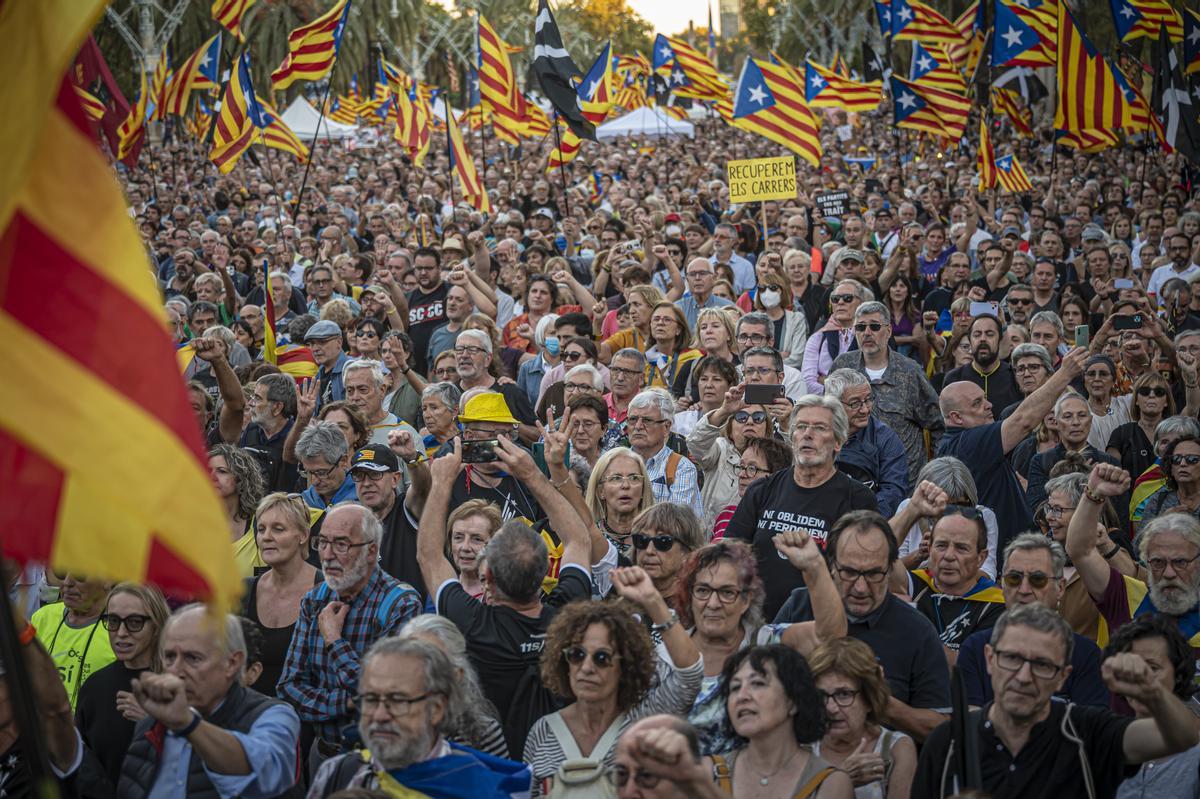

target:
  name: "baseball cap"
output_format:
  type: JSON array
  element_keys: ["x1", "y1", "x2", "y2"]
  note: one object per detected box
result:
[
  {"x1": 665, "y1": 213, "x2": 682, "y2": 223},
  {"x1": 304, "y1": 320, "x2": 342, "y2": 341},
  {"x1": 350, "y1": 447, "x2": 400, "y2": 473},
  {"x1": 1081, "y1": 225, "x2": 1107, "y2": 242},
  {"x1": 533, "y1": 207, "x2": 556, "y2": 220},
  {"x1": 459, "y1": 393, "x2": 520, "y2": 425},
  {"x1": 839, "y1": 248, "x2": 865, "y2": 263},
  {"x1": 1001, "y1": 226, "x2": 1022, "y2": 238}
]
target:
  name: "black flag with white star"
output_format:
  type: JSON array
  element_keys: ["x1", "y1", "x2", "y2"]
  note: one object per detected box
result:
[
  {"x1": 533, "y1": 0, "x2": 594, "y2": 141},
  {"x1": 1153, "y1": 24, "x2": 1200, "y2": 166},
  {"x1": 862, "y1": 42, "x2": 885, "y2": 83}
]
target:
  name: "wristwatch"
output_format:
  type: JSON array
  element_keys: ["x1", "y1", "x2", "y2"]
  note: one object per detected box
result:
[
  {"x1": 171, "y1": 708, "x2": 203, "y2": 738},
  {"x1": 650, "y1": 609, "x2": 679, "y2": 634}
]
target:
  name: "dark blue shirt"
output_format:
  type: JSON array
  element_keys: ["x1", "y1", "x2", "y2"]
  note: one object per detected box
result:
[
  {"x1": 957, "y1": 627, "x2": 1110, "y2": 708},
  {"x1": 937, "y1": 421, "x2": 1033, "y2": 557}
]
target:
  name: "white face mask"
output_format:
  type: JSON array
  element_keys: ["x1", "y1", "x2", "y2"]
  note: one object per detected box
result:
[
  {"x1": 759, "y1": 289, "x2": 782, "y2": 309},
  {"x1": 665, "y1": 224, "x2": 682, "y2": 237}
]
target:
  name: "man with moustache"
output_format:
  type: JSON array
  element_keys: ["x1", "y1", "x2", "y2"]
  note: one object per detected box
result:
[
  {"x1": 277, "y1": 503, "x2": 422, "y2": 776},
  {"x1": 1068, "y1": 463, "x2": 1200, "y2": 658},
  {"x1": 942, "y1": 314, "x2": 1023, "y2": 412},
  {"x1": 308, "y1": 638, "x2": 529, "y2": 796},
  {"x1": 349, "y1": 445, "x2": 427, "y2": 599}
]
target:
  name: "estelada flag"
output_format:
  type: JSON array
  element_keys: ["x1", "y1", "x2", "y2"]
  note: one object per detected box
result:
[{"x1": 1, "y1": 0, "x2": 240, "y2": 608}]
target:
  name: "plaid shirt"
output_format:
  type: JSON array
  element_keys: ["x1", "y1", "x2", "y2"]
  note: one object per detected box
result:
[{"x1": 277, "y1": 567, "x2": 421, "y2": 743}]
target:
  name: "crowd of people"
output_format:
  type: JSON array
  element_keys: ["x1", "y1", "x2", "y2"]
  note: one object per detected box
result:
[{"x1": 10, "y1": 93, "x2": 1200, "y2": 799}]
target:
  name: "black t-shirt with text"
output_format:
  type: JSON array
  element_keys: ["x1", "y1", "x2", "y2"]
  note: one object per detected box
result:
[
  {"x1": 725, "y1": 468, "x2": 877, "y2": 620},
  {"x1": 406, "y1": 283, "x2": 449, "y2": 375}
]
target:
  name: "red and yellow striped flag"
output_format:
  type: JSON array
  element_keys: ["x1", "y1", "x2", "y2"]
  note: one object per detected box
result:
[
  {"x1": 730, "y1": 57, "x2": 822, "y2": 167},
  {"x1": 447, "y1": 100, "x2": 490, "y2": 213},
  {"x1": 803, "y1": 57, "x2": 882, "y2": 113},
  {"x1": 994, "y1": 152, "x2": 1033, "y2": 193},
  {"x1": 259, "y1": 99, "x2": 309, "y2": 163},
  {"x1": 211, "y1": 51, "x2": 267, "y2": 173},
  {"x1": 72, "y1": 84, "x2": 106, "y2": 122},
  {"x1": 1055, "y1": 2, "x2": 1130, "y2": 139},
  {"x1": 116, "y1": 66, "x2": 148, "y2": 162},
  {"x1": 478, "y1": 15, "x2": 524, "y2": 145},
  {"x1": 161, "y1": 33, "x2": 221, "y2": 118},
  {"x1": 211, "y1": 0, "x2": 257, "y2": 41},
  {"x1": 271, "y1": 0, "x2": 350, "y2": 91},
  {"x1": 148, "y1": 45, "x2": 171, "y2": 121},
  {"x1": 977, "y1": 119, "x2": 997, "y2": 192},
  {"x1": 2, "y1": 0, "x2": 239, "y2": 608},
  {"x1": 991, "y1": 87, "x2": 1033, "y2": 137}
]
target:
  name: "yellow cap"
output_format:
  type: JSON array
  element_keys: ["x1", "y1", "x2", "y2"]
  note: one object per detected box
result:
[{"x1": 459, "y1": 393, "x2": 519, "y2": 425}]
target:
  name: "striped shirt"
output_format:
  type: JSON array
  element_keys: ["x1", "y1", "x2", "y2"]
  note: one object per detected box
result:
[{"x1": 522, "y1": 647, "x2": 704, "y2": 796}]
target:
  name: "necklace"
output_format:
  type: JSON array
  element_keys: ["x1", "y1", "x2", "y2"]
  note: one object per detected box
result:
[{"x1": 747, "y1": 751, "x2": 792, "y2": 786}]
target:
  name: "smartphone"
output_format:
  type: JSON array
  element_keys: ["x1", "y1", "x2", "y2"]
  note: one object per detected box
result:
[
  {"x1": 743, "y1": 384, "x2": 785, "y2": 405},
  {"x1": 1113, "y1": 313, "x2": 1145, "y2": 331},
  {"x1": 1114, "y1": 278, "x2": 1134, "y2": 289},
  {"x1": 461, "y1": 438, "x2": 499, "y2": 464},
  {"x1": 970, "y1": 301, "x2": 1000, "y2": 318},
  {"x1": 1075, "y1": 325, "x2": 1090, "y2": 348}
]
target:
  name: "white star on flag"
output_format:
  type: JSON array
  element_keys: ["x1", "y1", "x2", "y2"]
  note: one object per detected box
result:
[
  {"x1": 810, "y1": 74, "x2": 826, "y2": 89},
  {"x1": 659, "y1": 45, "x2": 673, "y2": 59},
  {"x1": 898, "y1": 5, "x2": 913, "y2": 22},
  {"x1": 1119, "y1": 4, "x2": 1135, "y2": 19},
  {"x1": 917, "y1": 55, "x2": 933, "y2": 71},
  {"x1": 1190, "y1": 26, "x2": 1200, "y2": 46},
  {"x1": 898, "y1": 92, "x2": 916, "y2": 110},
  {"x1": 1002, "y1": 27, "x2": 1025, "y2": 48},
  {"x1": 748, "y1": 84, "x2": 767, "y2": 104}
]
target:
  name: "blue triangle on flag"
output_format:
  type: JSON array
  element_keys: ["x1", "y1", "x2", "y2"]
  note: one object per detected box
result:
[{"x1": 733, "y1": 59, "x2": 777, "y2": 118}]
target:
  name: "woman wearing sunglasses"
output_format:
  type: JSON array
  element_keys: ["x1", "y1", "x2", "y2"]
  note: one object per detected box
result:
[
  {"x1": 803, "y1": 279, "x2": 871, "y2": 395},
  {"x1": 1107, "y1": 372, "x2": 1176, "y2": 484},
  {"x1": 687, "y1": 381, "x2": 777, "y2": 523},
  {"x1": 629, "y1": 504, "x2": 708, "y2": 620},
  {"x1": 1139, "y1": 432, "x2": 1200, "y2": 537},
  {"x1": 76, "y1": 583, "x2": 170, "y2": 798},
  {"x1": 524, "y1": 568, "x2": 703, "y2": 797}
]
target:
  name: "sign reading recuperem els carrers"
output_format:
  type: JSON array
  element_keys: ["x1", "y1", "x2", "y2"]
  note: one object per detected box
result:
[{"x1": 726, "y1": 156, "x2": 797, "y2": 203}]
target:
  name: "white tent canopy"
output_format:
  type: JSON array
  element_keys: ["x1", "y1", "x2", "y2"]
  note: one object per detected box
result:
[
  {"x1": 596, "y1": 107, "x2": 695, "y2": 140},
  {"x1": 280, "y1": 96, "x2": 358, "y2": 141}
]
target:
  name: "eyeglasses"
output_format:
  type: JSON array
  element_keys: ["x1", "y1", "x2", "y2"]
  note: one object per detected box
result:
[
  {"x1": 792, "y1": 422, "x2": 832, "y2": 435},
  {"x1": 1146, "y1": 552, "x2": 1200, "y2": 573},
  {"x1": 734, "y1": 462, "x2": 767, "y2": 478},
  {"x1": 604, "y1": 472, "x2": 644, "y2": 485},
  {"x1": 351, "y1": 469, "x2": 391, "y2": 483},
  {"x1": 1014, "y1": 364, "x2": 1045, "y2": 375},
  {"x1": 833, "y1": 563, "x2": 889, "y2": 584},
  {"x1": 564, "y1": 382, "x2": 596, "y2": 393},
  {"x1": 853, "y1": 322, "x2": 885, "y2": 332},
  {"x1": 733, "y1": 410, "x2": 768, "y2": 424},
  {"x1": 1043, "y1": 503, "x2": 1076, "y2": 518},
  {"x1": 743, "y1": 366, "x2": 779, "y2": 379},
  {"x1": 842, "y1": 396, "x2": 873, "y2": 412},
  {"x1": 818, "y1": 688, "x2": 860, "y2": 708},
  {"x1": 563, "y1": 646, "x2": 619, "y2": 668},
  {"x1": 1002, "y1": 570, "x2": 1053, "y2": 589},
  {"x1": 574, "y1": 419, "x2": 601, "y2": 431},
  {"x1": 632, "y1": 533, "x2": 676, "y2": 551},
  {"x1": 626, "y1": 415, "x2": 668, "y2": 428},
  {"x1": 609, "y1": 366, "x2": 643, "y2": 379},
  {"x1": 355, "y1": 693, "x2": 436, "y2": 715},
  {"x1": 562, "y1": 351, "x2": 586, "y2": 362},
  {"x1": 453, "y1": 344, "x2": 489, "y2": 357},
  {"x1": 1138, "y1": 386, "x2": 1169, "y2": 398},
  {"x1": 313, "y1": 536, "x2": 371, "y2": 555},
  {"x1": 686, "y1": 270, "x2": 714, "y2": 279},
  {"x1": 830, "y1": 293, "x2": 858, "y2": 304},
  {"x1": 693, "y1": 583, "x2": 743, "y2": 603},
  {"x1": 100, "y1": 613, "x2": 151, "y2": 633},
  {"x1": 311, "y1": 278, "x2": 333, "y2": 286},
  {"x1": 651, "y1": 316, "x2": 678, "y2": 326},
  {"x1": 992, "y1": 649, "x2": 1064, "y2": 680},
  {"x1": 614, "y1": 766, "x2": 658, "y2": 789},
  {"x1": 463, "y1": 426, "x2": 515, "y2": 441},
  {"x1": 299, "y1": 461, "x2": 342, "y2": 480},
  {"x1": 736, "y1": 333, "x2": 770, "y2": 345}
]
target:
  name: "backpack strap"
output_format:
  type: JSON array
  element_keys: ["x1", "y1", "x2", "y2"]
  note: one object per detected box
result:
[
  {"x1": 665, "y1": 451, "x2": 681, "y2": 488},
  {"x1": 710, "y1": 754, "x2": 733, "y2": 795},
  {"x1": 545, "y1": 712, "x2": 584, "y2": 761},
  {"x1": 792, "y1": 766, "x2": 835, "y2": 799},
  {"x1": 375, "y1": 583, "x2": 415, "y2": 632},
  {"x1": 878, "y1": 730, "x2": 897, "y2": 791}
]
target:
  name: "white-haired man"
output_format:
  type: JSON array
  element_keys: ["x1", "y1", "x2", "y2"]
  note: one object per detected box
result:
[{"x1": 454, "y1": 329, "x2": 538, "y2": 443}]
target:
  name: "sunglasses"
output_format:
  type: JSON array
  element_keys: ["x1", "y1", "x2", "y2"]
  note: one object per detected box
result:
[
  {"x1": 854, "y1": 322, "x2": 885, "y2": 332},
  {"x1": 563, "y1": 646, "x2": 619, "y2": 668},
  {"x1": 1137, "y1": 386, "x2": 1168, "y2": 398},
  {"x1": 562, "y1": 350, "x2": 585, "y2": 362},
  {"x1": 1172, "y1": 454, "x2": 1200, "y2": 466},
  {"x1": 1008, "y1": 298, "x2": 1032, "y2": 306},
  {"x1": 830, "y1": 293, "x2": 857, "y2": 304},
  {"x1": 1002, "y1": 570, "x2": 1052, "y2": 589},
  {"x1": 733, "y1": 410, "x2": 768, "y2": 424},
  {"x1": 100, "y1": 613, "x2": 151, "y2": 633},
  {"x1": 632, "y1": 533, "x2": 676, "y2": 551}
]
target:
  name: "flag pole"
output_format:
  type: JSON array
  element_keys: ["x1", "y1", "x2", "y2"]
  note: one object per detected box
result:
[
  {"x1": 551, "y1": 111, "x2": 572, "y2": 218},
  {"x1": 445, "y1": 93, "x2": 457, "y2": 214},
  {"x1": 295, "y1": 51, "x2": 344, "y2": 217}
]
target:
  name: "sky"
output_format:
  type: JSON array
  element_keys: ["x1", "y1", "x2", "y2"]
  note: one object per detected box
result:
[{"x1": 627, "y1": 0, "x2": 719, "y2": 37}]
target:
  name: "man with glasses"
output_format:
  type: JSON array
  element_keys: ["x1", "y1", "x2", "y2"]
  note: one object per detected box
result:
[
  {"x1": 280, "y1": 503, "x2": 422, "y2": 775},
  {"x1": 626, "y1": 390, "x2": 704, "y2": 520},
  {"x1": 675, "y1": 257, "x2": 733, "y2": 329},
  {"x1": 406, "y1": 246, "x2": 449, "y2": 375},
  {"x1": 454, "y1": 330, "x2": 538, "y2": 444},
  {"x1": 727, "y1": 395, "x2": 878, "y2": 619},
  {"x1": 350, "y1": 445, "x2": 427, "y2": 599},
  {"x1": 824, "y1": 369, "x2": 909, "y2": 517},
  {"x1": 309, "y1": 638, "x2": 527, "y2": 796},
  {"x1": 606, "y1": 348, "x2": 647, "y2": 425},
  {"x1": 1069, "y1": 462, "x2": 1200, "y2": 660},
  {"x1": 775, "y1": 509, "x2": 951, "y2": 740},
  {"x1": 956, "y1": 533, "x2": 1109, "y2": 709},
  {"x1": 1004, "y1": 284, "x2": 1036, "y2": 326},
  {"x1": 305, "y1": 319, "x2": 351, "y2": 406},
  {"x1": 914, "y1": 603, "x2": 1200, "y2": 799},
  {"x1": 709, "y1": 222, "x2": 756, "y2": 293},
  {"x1": 296, "y1": 420, "x2": 358, "y2": 515},
  {"x1": 908, "y1": 506, "x2": 1006, "y2": 662},
  {"x1": 736, "y1": 313, "x2": 806, "y2": 401},
  {"x1": 832, "y1": 302, "x2": 943, "y2": 485},
  {"x1": 1147, "y1": 234, "x2": 1200, "y2": 298}
]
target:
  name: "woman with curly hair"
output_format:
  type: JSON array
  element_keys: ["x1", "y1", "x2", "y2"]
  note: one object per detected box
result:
[
  {"x1": 676, "y1": 538, "x2": 848, "y2": 755},
  {"x1": 209, "y1": 443, "x2": 267, "y2": 577},
  {"x1": 718, "y1": 645, "x2": 854, "y2": 798},
  {"x1": 523, "y1": 566, "x2": 703, "y2": 797}
]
